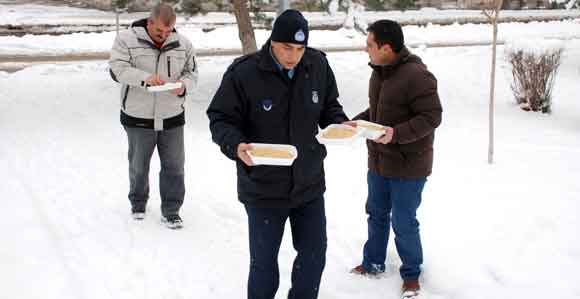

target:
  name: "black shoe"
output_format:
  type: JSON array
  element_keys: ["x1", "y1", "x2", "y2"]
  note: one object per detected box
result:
[
  {"x1": 161, "y1": 214, "x2": 183, "y2": 229},
  {"x1": 131, "y1": 207, "x2": 146, "y2": 220}
]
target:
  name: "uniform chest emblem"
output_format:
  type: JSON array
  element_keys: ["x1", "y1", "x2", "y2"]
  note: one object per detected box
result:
[
  {"x1": 312, "y1": 91, "x2": 319, "y2": 104},
  {"x1": 261, "y1": 99, "x2": 273, "y2": 111}
]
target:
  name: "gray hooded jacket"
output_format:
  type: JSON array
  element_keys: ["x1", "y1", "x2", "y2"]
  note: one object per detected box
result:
[{"x1": 109, "y1": 19, "x2": 198, "y2": 131}]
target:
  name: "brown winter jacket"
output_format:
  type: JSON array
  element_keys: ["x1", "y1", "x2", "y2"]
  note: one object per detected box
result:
[{"x1": 354, "y1": 47, "x2": 442, "y2": 178}]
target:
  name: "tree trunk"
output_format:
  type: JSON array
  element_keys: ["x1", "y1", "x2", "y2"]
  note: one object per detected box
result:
[
  {"x1": 485, "y1": 0, "x2": 503, "y2": 164},
  {"x1": 278, "y1": 0, "x2": 290, "y2": 15},
  {"x1": 232, "y1": 0, "x2": 257, "y2": 55},
  {"x1": 488, "y1": 16, "x2": 497, "y2": 164}
]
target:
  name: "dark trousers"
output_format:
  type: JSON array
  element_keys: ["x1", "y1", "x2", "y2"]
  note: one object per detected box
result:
[
  {"x1": 244, "y1": 198, "x2": 327, "y2": 299},
  {"x1": 124, "y1": 125, "x2": 185, "y2": 216},
  {"x1": 362, "y1": 171, "x2": 426, "y2": 281}
]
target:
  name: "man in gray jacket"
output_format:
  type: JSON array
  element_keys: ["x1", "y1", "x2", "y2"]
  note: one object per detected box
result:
[{"x1": 109, "y1": 3, "x2": 197, "y2": 229}]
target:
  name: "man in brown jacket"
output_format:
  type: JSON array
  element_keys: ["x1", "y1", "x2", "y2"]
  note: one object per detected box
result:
[{"x1": 350, "y1": 20, "x2": 442, "y2": 299}]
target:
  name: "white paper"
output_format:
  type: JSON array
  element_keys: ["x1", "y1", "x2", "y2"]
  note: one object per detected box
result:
[{"x1": 146, "y1": 82, "x2": 183, "y2": 92}]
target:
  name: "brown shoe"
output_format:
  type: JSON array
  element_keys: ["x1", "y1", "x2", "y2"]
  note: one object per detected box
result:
[
  {"x1": 350, "y1": 265, "x2": 368, "y2": 275},
  {"x1": 401, "y1": 280, "x2": 421, "y2": 299},
  {"x1": 350, "y1": 265, "x2": 384, "y2": 277}
]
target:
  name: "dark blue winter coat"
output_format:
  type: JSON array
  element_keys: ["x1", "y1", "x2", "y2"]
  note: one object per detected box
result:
[{"x1": 207, "y1": 41, "x2": 348, "y2": 208}]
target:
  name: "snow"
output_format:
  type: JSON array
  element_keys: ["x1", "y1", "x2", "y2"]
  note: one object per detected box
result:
[
  {"x1": 505, "y1": 38, "x2": 566, "y2": 55},
  {"x1": 0, "y1": 3, "x2": 145, "y2": 25},
  {"x1": 2, "y1": 20, "x2": 580, "y2": 56},
  {"x1": 2, "y1": 3, "x2": 580, "y2": 57},
  {"x1": 2, "y1": 4, "x2": 580, "y2": 26},
  {"x1": 2, "y1": 4, "x2": 580, "y2": 299}
]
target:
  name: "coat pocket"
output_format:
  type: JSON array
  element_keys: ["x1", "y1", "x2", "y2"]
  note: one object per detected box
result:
[
  {"x1": 297, "y1": 144, "x2": 326, "y2": 183},
  {"x1": 132, "y1": 49, "x2": 157, "y2": 74},
  {"x1": 165, "y1": 52, "x2": 186, "y2": 79}
]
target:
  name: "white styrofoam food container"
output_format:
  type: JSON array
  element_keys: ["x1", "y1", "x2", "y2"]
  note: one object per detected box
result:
[
  {"x1": 316, "y1": 124, "x2": 363, "y2": 145},
  {"x1": 247, "y1": 143, "x2": 298, "y2": 166},
  {"x1": 355, "y1": 120, "x2": 387, "y2": 139},
  {"x1": 147, "y1": 81, "x2": 183, "y2": 92}
]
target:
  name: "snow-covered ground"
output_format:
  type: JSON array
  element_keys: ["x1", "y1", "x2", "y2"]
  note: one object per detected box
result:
[
  {"x1": 2, "y1": 32, "x2": 580, "y2": 299},
  {"x1": 2, "y1": 3, "x2": 580, "y2": 58},
  {"x1": 1, "y1": 19, "x2": 580, "y2": 56},
  {"x1": 2, "y1": 3, "x2": 580, "y2": 299},
  {"x1": 2, "y1": 3, "x2": 580, "y2": 26}
]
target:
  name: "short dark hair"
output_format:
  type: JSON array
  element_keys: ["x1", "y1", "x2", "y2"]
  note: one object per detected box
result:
[
  {"x1": 149, "y1": 3, "x2": 176, "y2": 26},
  {"x1": 367, "y1": 20, "x2": 404, "y2": 53}
]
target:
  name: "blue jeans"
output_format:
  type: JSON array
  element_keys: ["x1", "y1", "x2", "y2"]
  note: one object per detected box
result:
[
  {"x1": 244, "y1": 198, "x2": 327, "y2": 299},
  {"x1": 362, "y1": 171, "x2": 426, "y2": 281}
]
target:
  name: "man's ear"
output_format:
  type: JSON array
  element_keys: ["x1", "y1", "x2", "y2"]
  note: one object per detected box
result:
[{"x1": 379, "y1": 43, "x2": 392, "y2": 54}]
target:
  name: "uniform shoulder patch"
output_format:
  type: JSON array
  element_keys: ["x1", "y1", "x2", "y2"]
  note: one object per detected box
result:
[{"x1": 227, "y1": 53, "x2": 257, "y2": 72}]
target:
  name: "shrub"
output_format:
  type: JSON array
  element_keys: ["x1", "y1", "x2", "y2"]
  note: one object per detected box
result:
[
  {"x1": 505, "y1": 39, "x2": 564, "y2": 113},
  {"x1": 181, "y1": 0, "x2": 205, "y2": 15}
]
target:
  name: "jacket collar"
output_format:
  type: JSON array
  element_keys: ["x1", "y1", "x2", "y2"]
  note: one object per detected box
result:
[
  {"x1": 257, "y1": 39, "x2": 313, "y2": 74},
  {"x1": 369, "y1": 47, "x2": 420, "y2": 76}
]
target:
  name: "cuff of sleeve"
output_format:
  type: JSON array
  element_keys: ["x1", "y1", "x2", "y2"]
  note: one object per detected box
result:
[
  {"x1": 391, "y1": 127, "x2": 399, "y2": 144},
  {"x1": 178, "y1": 87, "x2": 187, "y2": 98},
  {"x1": 139, "y1": 73, "x2": 150, "y2": 87},
  {"x1": 224, "y1": 143, "x2": 237, "y2": 160},
  {"x1": 353, "y1": 112, "x2": 369, "y2": 121},
  {"x1": 222, "y1": 138, "x2": 247, "y2": 161}
]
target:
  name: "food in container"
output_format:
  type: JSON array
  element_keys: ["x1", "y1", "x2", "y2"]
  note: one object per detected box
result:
[
  {"x1": 249, "y1": 148, "x2": 294, "y2": 159},
  {"x1": 316, "y1": 124, "x2": 363, "y2": 145},
  {"x1": 247, "y1": 143, "x2": 298, "y2": 166}
]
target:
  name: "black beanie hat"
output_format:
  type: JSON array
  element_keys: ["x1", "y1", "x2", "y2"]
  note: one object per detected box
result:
[
  {"x1": 368, "y1": 19, "x2": 404, "y2": 53},
  {"x1": 270, "y1": 9, "x2": 309, "y2": 45}
]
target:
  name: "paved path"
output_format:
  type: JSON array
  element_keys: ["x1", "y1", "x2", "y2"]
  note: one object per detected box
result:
[{"x1": 0, "y1": 41, "x2": 506, "y2": 72}]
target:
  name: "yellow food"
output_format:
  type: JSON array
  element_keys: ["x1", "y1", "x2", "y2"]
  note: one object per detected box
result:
[
  {"x1": 322, "y1": 127, "x2": 356, "y2": 139},
  {"x1": 249, "y1": 148, "x2": 294, "y2": 159},
  {"x1": 358, "y1": 123, "x2": 385, "y2": 131}
]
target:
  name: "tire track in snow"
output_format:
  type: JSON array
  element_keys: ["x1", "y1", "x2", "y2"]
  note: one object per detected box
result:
[{"x1": 13, "y1": 177, "x2": 89, "y2": 299}]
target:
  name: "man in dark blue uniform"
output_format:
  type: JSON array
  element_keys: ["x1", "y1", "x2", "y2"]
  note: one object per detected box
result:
[{"x1": 207, "y1": 9, "x2": 349, "y2": 299}]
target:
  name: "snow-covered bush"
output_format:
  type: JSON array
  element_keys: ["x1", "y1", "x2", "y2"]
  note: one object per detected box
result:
[
  {"x1": 505, "y1": 39, "x2": 564, "y2": 113},
  {"x1": 113, "y1": 0, "x2": 131, "y2": 9},
  {"x1": 549, "y1": 0, "x2": 579, "y2": 9},
  {"x1": 180, "y1": 0, "x2": 205, "y2": 16}
]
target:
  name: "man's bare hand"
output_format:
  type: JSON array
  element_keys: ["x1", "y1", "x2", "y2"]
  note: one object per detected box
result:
[
  {"x1": 145, "y1": 74, "x2": 165, "y2": 86},
  {"x1": 237, "y1": 143, "x2": 254, "y2": 166},
  {"x1": 170, "y1": 80, "x2": 185, "y2": 96},
  {"x1": 373, "y1": 127, "x2": 394, "y2": 144}
]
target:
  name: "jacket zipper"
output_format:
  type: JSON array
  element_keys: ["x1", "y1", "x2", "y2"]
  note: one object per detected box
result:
[
  {"x1": 167, "y1": 56, "x2": 171, "y2": 78},
  {"x1": 122, "y1": 85, "x2": 129, "y2": 110},
  {"x1": 154, "y1": 52, "x2": 161, "y2": 123}
]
